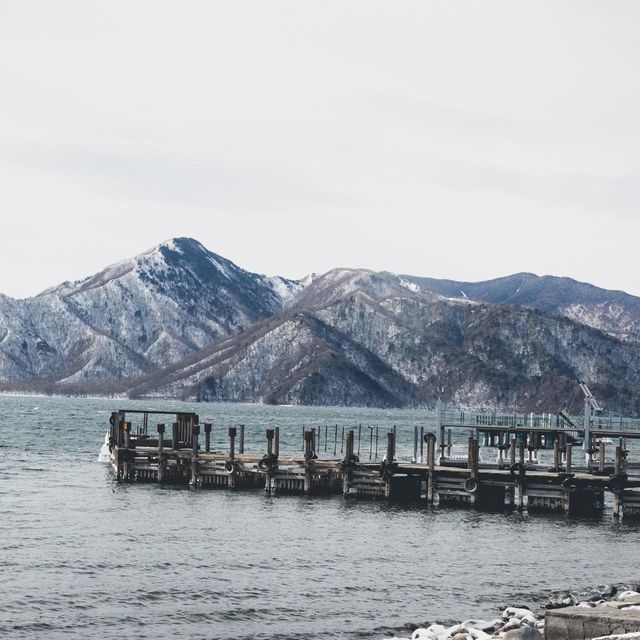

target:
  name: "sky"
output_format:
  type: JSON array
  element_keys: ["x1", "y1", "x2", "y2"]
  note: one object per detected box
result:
[{"x1": 1, "y1": 1, "x2": 640, "y2": 298}]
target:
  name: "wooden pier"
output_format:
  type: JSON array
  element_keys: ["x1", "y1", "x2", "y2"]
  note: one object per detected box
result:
[{"x1": 105, "y1": 407, "x2": 640, "y2": 519}]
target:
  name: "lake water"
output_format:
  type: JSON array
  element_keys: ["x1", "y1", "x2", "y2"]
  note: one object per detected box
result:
[{"x1": 1, "y1": 394, "x2": 639, "y2": 640}]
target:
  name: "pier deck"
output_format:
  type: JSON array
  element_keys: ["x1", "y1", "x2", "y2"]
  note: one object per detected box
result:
[{"x1": 105, "y1": 408, "x2": 640, "y2": 518}]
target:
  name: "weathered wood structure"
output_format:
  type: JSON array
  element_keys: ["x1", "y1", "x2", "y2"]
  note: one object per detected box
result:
[{"x1": 106, "y1": 406, "x2": 640, "y2": 518}]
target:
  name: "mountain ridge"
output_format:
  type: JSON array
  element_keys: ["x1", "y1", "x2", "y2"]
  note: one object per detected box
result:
[{"x1": 1, "y1": 238, "x2": 640, "y2": 413}]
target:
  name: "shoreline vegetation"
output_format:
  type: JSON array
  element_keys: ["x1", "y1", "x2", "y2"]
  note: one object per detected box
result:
[{"x1": 383, "y1": 584, "x2": 640, "y2": 640}]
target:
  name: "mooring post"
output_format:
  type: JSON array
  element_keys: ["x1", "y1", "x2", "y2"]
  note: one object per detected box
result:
[
  {"x1": 304, "y1": 429, "x2": 314, "y2": 494},
  {"x1": 345, "y1": 429, "x2": 354, "y2": 462},
  {"x1": 333, "y1": 424, "x2": 337, "y2": 456},
  {"x1": 566, "y1": 444, "x2": 573, "y2": 473},
  {"x1": 123, "y1": 421, "x2": 131, "y2": 481},
  {"x1": 613, "y1": 444, "x2": 623, "y2": 518},
  {"x1": 375, "y1": 426, "x2": 379, "y2": 459},
  {"x1": 324, "y1": 425, "x2": 328, "y2": 452},
  {"x1": 436, "y1": 397, "x2": 444, "y2": 459},
  {"x1": 341, "y1": 426, "x2": 345, "y2": 454},
  {"x1": 191, "y1": 424, "x2": 200, "y2": 486},
  {"x1": 447, "y1": 429, "x2": 452, "y2": 458},
  {"x1": 342, "y1": 430, "x2": 355, "y2": 496},
  {"x1": 172, "y1": 422, "x2": 179, "y2": 450},
  {"x1": 239, "y1": 424, "x2": 245, "y2": 455},
  {"x1": 274, "y1": 427, "x2": 280, "y2": 457},
  {"x1": 157, "y1": 423, "x2": 165, "y2": 483},
  {"x1": 357, "y1": 424, "x2": 362, "y2": 457},
  {"x1": 509, "y1": 438, "x2": 516, "y2": 466},
  {"x1": 368, "y1": 426, "x2": 373, "y2": 461},
  {"x1": 553, "y1": 440, "x2": 559, "y2": 471},
  {"x1": 204, "y1": 423, "x2": 212, "y2": 453},
  {"x1": 426, "y1": 433, "x2": 436, "y2": 504},
  {"x1": 265, "y1": 428, "x2": 275, "y2": 494},
  {"x1": 385, "y1": 431, "x2": 395, "y2": 498},
  {"x1": 266, "y1": 428, "x2": 274, "y2": 457},
  {"x1": 599, "y1": 440, "x2": 605, "y2": 473},
  {"x1": 419, "y1": 426, "x2": 424, "y2": 464},
  {"x1": 228, "y1": 426, "x2": 237, "y2": 489}
]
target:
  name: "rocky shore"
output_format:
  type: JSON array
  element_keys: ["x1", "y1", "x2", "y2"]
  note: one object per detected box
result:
[{"x1": 385, "y1": 583, "x2": 640, "y2": 640}]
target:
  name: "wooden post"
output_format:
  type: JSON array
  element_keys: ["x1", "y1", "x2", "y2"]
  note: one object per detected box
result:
[
  {"x1": 368, "y1": 426, "x2": 373, "y2": 461},
  {"x1": 615, "y1": 444, "x2": 623, "y2": 475},
  {"x1": 204, "y1": 423, "x2": 211, "y2": 453},
  {"x1": 265, "y1": 428, "x2": 275, "y2": 494},
  {"x1": 447, "y1": 429, "x2": 452, "y2": 457},
  {"x1": 614, "y1": 445, "x2": 623, "y2": 519},
  {"x1": 427, "y1": 433, "x2": 435, "y2": 504},
  {"x1": 375, "y1": 426, "x2": 379, "y2": 459},
  {"x1": 599, "y1": 440, "x2": 605, "y2": 473},
  {"x1": 566, "y1": 444, "x2": 572, "y2": 473},
  {"x1": 123, "y1": 421, "x2": 131, "y2": 481},
  {"x1": 553, "y1": 440, "x2": 559, "y2": 470},
  {"x1": 172, "y1": 422, "x2": 179, "y2": 450},
  {"x1": 266, "y1": 428, "x2": 274, "y2": 457},
  {"x1": 157, "y1": 423, "x2": 165, "y2": 483},
  {"x1": 345, "y1": 429, "x2": 354, "y2": 462},
  {"x1": 324, "y1": 424, "x2": 328, "y2": 452},
  {"x1": 228, "y1": 426, "x2": 237, "y2": 489},
  {"x1": 509, "y1": 438, "x2": 516, "y2": 466},
  {"x1": 274, "y1": 427, "x2": 280, "y2": 457},
  {"x1": 384, "y1": 430, "x2": 395, "y2": 499},
  {"x1": 239, "y1": 424, "x2": 245, "y2": 454},
  {"x1": 191, "y1": 424, "x2": 199, "y2": 486},
  {"x1": 333, "y1": 424, "x2": 337, "y2": 456},
  {"x1": 419, "y1": 426, "x2": 424, "y2": 464},
  {"x1": 518, "y1": 439, "x2": 525, "y2": 465},
  {"x1": 413, "y1": 426, "x2": 418, "y2": 463},
  {"x1": 304, "y1": 429, "x2": 314, "y2": 494}
]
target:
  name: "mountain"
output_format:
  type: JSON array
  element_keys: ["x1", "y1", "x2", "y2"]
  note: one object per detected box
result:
[
  {"x1": 403, "y1": 272, "x2": 640, "y2": 343},
  {"x1": 0, "y1": 238, "x2": 301, "y2": 385},
  {"x1": 3, "y1": 245, "x2": 640, "y2": 414},
  {"x1": 123, "y1": 269, "x2": 640, "y2": 414}
]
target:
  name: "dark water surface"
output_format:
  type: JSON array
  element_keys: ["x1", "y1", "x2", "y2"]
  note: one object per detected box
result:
[{"x1": 1, "y1": 395, "x2": 639, "y2": 640}]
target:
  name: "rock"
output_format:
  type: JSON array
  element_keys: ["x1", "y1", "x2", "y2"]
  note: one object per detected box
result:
[
  {"x1": 463, "y1": 620, "x2": 502, "y2": 634},
  {"x1": 502, "y1": 608, "x2": 534, "y2": 620},
  {"x1": 412, "y1": 629, "x2": 436, "y2": 640},
  {"x1": 502, "y1": 627, "x2": 544, "y2": 640},
  {"x1": 404, "y1": 624, "x2": 419, "y2": 632},
  {"x1": 498, "y1": 618, "x2": 522, "y2": 633},
  {"x1": 519, "y1": 613, "x2": 538, "y2": 627},
  {"x1": 535, "y1": 621, "x2": 545, "y2": 630},
  {"x1": 617, "y1": 591, "x2": 640, "y2": 601},
  {"x1": 467, "y1": 628, "x2": 491, "y2": 640},
  {"x1": 425, "y1": 624, "x2": 448, "y2": 638},
  {"x1": 447, "y1": 625, "x2": 466, "y2": 637},
  {"x1": 598, "y1": 585, "x2": 618, "y2": 598},
  {"x1": 452, "y1": 633, "x2": 471, "y2": 640},
  {"x1": 578, "y1": 602, "x2": 597, "y2": 608},
  {"x1": 545, "y1": 590, "x2": 579, "y2": 609}
]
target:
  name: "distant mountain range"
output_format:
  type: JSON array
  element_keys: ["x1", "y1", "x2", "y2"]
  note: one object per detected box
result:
[{"x1": 2, "y1": 237, "x2": 640, "y2": 414}]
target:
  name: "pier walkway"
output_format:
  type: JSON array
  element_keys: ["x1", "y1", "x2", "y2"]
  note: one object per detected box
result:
[{"x1": 105, "y1": 406, "x2": 640, "y2": 518}]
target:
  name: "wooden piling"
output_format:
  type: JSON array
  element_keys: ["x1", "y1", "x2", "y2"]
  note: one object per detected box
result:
[
  {"x1": 413, "y1": 426, "x2": 418, "y2": 463},
  {"x1": 553, "y1": 440, "x2": 559, "y2": 470},
  {"x1": 274, "y1": 427, "x2": 280, "y2": 457},
  {"x1": 426, "y1": 433, "x2": 435, "y2": 504},
  {"x1": 191, "y1": 424, "x2": 199, "y2": 486},
  {"x1": 228, "y1": 426, "x2": 237, "y2": 489},
  {"x1": 204, "y1": 423, "x2": 211, "y2": 453},
  {"x1": 599, "y1": 441, "x2": 605, "y2": 473},
  {"x1": 157, "y1": 423, "x2": 165, "y2": 483},
  {"x1": 172, "y1": 422, "x2": 179, "y2": 450},
  {"x1": 304, "y1": 429, "x2": 314, "y2": 494},
  {"x1": 239, "y1": 424, "x2": 245, "y2": 454},
  {"x1": 566, "y1": 444, "x2": 572, "y2": 473},
  {"x1": 384, "y1": 431, "x2": 395, "y2": 498}
]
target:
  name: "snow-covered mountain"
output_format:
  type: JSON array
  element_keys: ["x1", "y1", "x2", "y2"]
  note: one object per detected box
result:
[
  {"x1": 404, "y1": 272, "x2": 640, "y2": 343},
  {"x1": 2, "y1": 246, "x2": 640, "y2": 412},
  {"x1": 124, "y1": 269, "x2": 640, "y2": 413},
  {"x1": 0, "y1": 238, "x2": 301, "y2": 385}
]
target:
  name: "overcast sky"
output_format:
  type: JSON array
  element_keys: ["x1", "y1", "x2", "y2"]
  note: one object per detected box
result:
[{"x1": 1, "y1": 1, "x2": 640, "y2": 298}]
